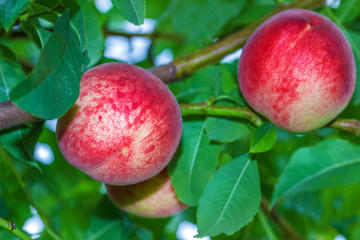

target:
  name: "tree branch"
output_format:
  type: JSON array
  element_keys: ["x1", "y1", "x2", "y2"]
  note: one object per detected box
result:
[
  {"x1": 103, "y1": 28, "x2": 184, "y2": 42},
  {"x1": 0, "y1": 217, "x2": 32, "y2": 240},
  {"x1": 149, "y1": 0, "x2": 326, "y2": 83},
  {"x1": 260, "y1": 198, "x2": 306, "y2": 240},
  {"x1": 0, "y1": 101, "x2": 42, "y2": 129}
]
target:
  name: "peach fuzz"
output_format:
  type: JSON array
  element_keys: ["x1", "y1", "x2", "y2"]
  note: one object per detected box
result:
[
  {"x1": 106, "y1": 169, "x2": 187, "y2": 218},
  {"x1": 238, "y1": 9, "x2": 356, "y2": 132},
  {"x1": 56, "y1": 62, "x2": 182, "y2": 185}
]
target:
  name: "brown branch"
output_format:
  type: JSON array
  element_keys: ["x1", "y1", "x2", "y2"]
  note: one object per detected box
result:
[
  {"x1": 103, "y1": 28, "x2": 184, "y2": 42},
  {"x1": 1, "y1": 98, "x2": 359, "y2": 137},
  {"x1": 261, "y1": 198, "x2": 306, "y2": 240},
  {"x1": 149, "y1": 0, "x2": 326, "y2": 83},
  {"x1": 0, "y1": 101, "x2": 42, "y2": 130}
]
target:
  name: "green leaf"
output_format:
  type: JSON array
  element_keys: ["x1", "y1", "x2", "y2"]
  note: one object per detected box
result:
[
  {"x1": 170, "y1": 65, "x2": 222, "y2": 103},
  {"x1": 168, "y1": 0, "x2": 244, "y2": 44},
  {"x1": 61, "y1": 0, "x2": 89, "y2": 53},
  {"x1": 353, "y1": 57, "x2": 360, "y2": 105},
  {"x1": 271, "y1": 139, "x2": 360, "y2": 207},
  {"x1": 111, "y1": 0, "x2": 145, "y2": 26},
  {"x1": 21, "y1": 19, "x2": 52, "y2": 48},
  {"x1": 346, "y1": 30, "x2": 360, "y2": 105},
  {"x1": 0, "y1": 44, "x2": 26, "y2": 101},
  {"x1": 31, "y1": 0, "x2": 61, "y2": 15},
  {"x1": 336, "y1": 0, "x2": 360, "y2": 24},
  {"x1": 85, "y1": 215, "x2": 152, "y2": 240},
  {"x1": 170, "y1": 120, "x2": 221, "y2": 206},
  {"x1": 0, "y1": 146, "x2": 32, "y2": 227},
  {"x1": 205, "y1": 117, "x2": 251, "y2": 143},
  {"x1": 77, "y1": 0, "x2": 104, "y2": 68},
  {"x1": 249, "y1": 123, "x2": 277, "y2": 153},
  {"x1": 85, "y1": 217, "x2": 123, "y2": 240},
  {"x1": 10, "y1": 11, "x2": 86, "y2": 119},
  {"x1": 0, "y1": 122, "x2": 43, "y2": 170},
  {"x1": 197, "y1": 154, "x2": 261, "y2": 237},
  {"x1": 281, "y1": 192, "x2": 323, "y2": 221},
  {"x1": 0, "y1": 0, "x2": 31, "y2": 31}
]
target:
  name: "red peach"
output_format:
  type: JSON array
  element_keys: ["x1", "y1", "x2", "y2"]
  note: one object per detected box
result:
[
  {"x1": 56, "y1": 62, "x2": 182, "y2": 185},
  {"x1": 238, "y1": 9, "x2": 356, "y2": 132},
  {"x1": 105, "y1": 169, "x2": 187, "y2": 218}
]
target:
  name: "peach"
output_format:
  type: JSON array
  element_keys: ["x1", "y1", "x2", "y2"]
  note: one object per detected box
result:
[
  {"x1": 56, "y1": 62, "x2": 182, "y2": 185},
  {"x1": 105, "y1": 169, "x2": 187, "y2": 218},
  {"x1": 238, "y1": 9, "x2": 356, "y2": 132}
]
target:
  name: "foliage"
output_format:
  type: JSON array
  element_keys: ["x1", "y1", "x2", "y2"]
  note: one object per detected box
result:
[{"x1": 1, "y1": 0, "x2": 360, "y2": 239}]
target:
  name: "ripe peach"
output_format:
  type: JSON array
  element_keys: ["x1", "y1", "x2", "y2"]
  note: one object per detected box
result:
[
  {"x1": 56, "y1": 62, "x2": 182, "y2": 185},
  {"x1": 105, "y1": 169, "x2": 187, "y2": 218},
  {"x1": 238, "y1": 9, "x2": 356, "y2": 132}
]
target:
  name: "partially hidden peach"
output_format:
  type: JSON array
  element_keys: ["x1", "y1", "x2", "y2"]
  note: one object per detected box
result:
[
  {"x1": 238, "y1": 9, "x2": 356, "y2": 132},
  {"x1": 106, "y1": 169, "x2": 187, "y2": 218},
  {"x1": 57, "y1": 62, "x2": 182, "y2": 185}
]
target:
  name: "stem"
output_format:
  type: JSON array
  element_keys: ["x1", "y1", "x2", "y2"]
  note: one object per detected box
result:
[
  {"x1": 329, "y1": 119, "x2": 360, "y2": 135},
  {"x1": 180, "y1": 102, "x2": 263, "y2": 127},
  {"x1": 0, "y1": 146, "x2": 61, "y2": 238},
  {"x1": 0, "y1": 217, "x2": 32, "y2": 240},
  {"x1": 150, "y1": 0, "x2": 325, "y2": 83},
  {"x1": 260, "y1": 198, "x2": 306, "y2": 240},
  {"x1": 257, "y1": 210, "x2": 279, "y2": 240}
]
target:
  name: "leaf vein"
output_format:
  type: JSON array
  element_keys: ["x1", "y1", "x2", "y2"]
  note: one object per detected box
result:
[
  {"x1": 203, "y1": 158, "x2": 251, "y2": 233},
  {"x1": 283, "y1": 157, "x2": 360, "y2": 197}
]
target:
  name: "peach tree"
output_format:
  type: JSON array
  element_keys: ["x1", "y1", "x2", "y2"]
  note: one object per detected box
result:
[{"x1": 1, "y1": 0, "x2": 360, "y2": 239}]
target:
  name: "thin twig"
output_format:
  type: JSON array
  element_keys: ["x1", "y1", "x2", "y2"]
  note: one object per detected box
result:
[
  {"x1": 180, "y1": 101, "x2": 263, "y2": 128},
  {"x1": 0, "y1": 217, "x2": 32, "y2": 240},
  {"x1": 103, "y1": 28, "x2": 184, "y2": 41},
  {"x1": 260, "y1": 198, "x2": 306, "y2": 240}
]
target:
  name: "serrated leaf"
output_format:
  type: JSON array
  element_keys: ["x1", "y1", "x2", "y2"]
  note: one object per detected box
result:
[
  {"x1": 0, "y1": 0, "x2": 31, "y2": 31},
  {"x1": 0, "y1": 122, "x2": 43, "y2": 170},
  {"x1": 0, "y1": 44, "x2": 26, "y2": 101},
  {"x1": 197, "y1": 154, "x2": 261, "y2": 237},
  {"x1": 205, "y1": 117, "x2": 251, "y2": 143},
  {"x1": 170, "y1": 120, "x2": 221, "y2": 206},
  {"x1": 112, "y1": 0, "x2": 145, "y2": 26},
  {"x1": 250, "y1": 123, "x2": 277, "y2": 153},
  {"x1": 9, "y1": 11, "x2": 86, "y2": 119},
  {"x1": 271, "y1": 139, "x2": 360, "y2": 207}
]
